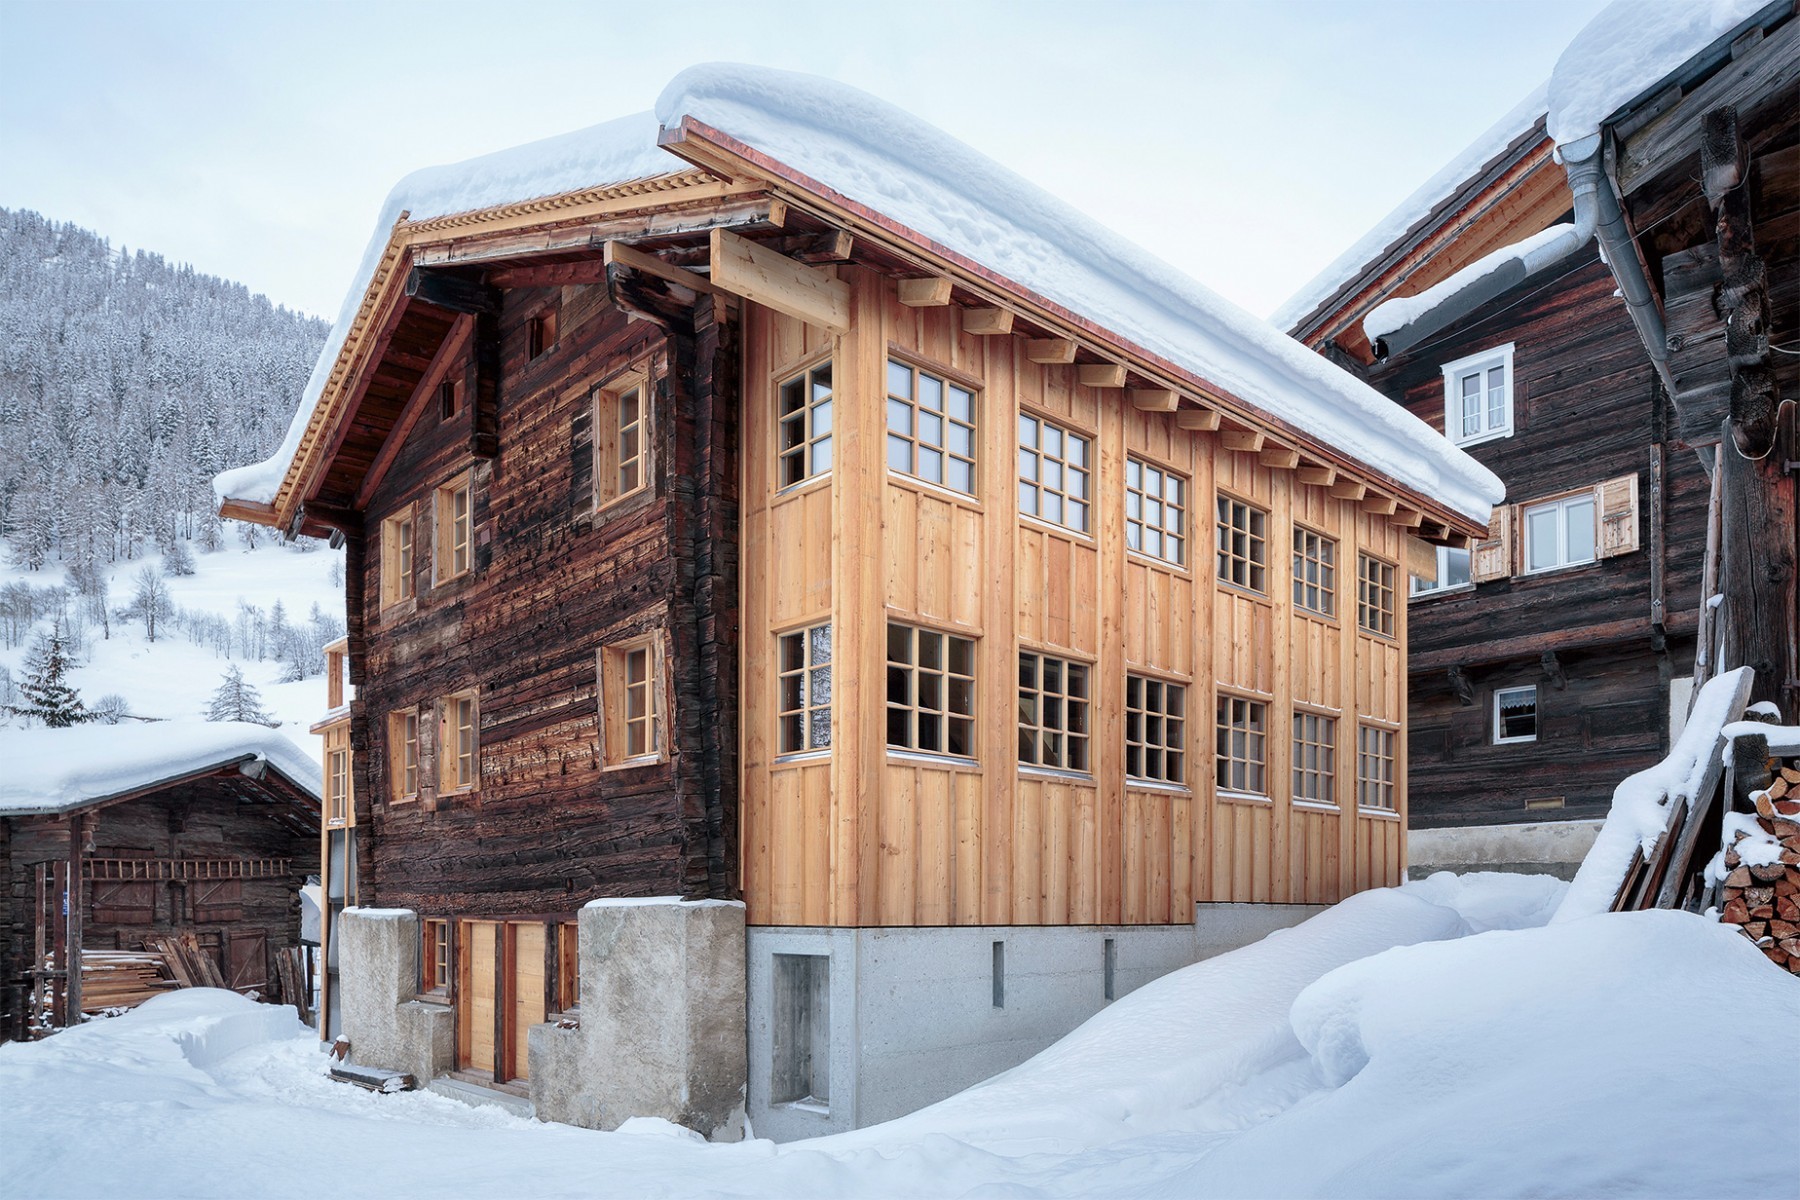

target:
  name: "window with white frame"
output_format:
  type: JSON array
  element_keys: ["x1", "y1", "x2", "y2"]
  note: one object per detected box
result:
[
  {"x1": 777, "y1": 623, "x2": 832, "y2": 754},
  {"x1": 1493, "y1": 685, "x2": 1538, "y2": 744},
  {"x1": 1125, "y1": 457, "x2": 1184, "y2": 565},
  {"x1": 1441, "y1": 344, "x2": 1513, "y2": 446},
  {"x1": 1521, "y1": 493, "x2": 1597, "y2": 573},
  {"x1": 1411, "y1": 544, "x2": 1473, "y2": 595},
  {"x1": 778, "y1": 361, "x2": 833, "y2": 488},
  {"x1": 888, "y1": 359, "x2": 975, "y2": 494},
  {"x1": 1017, "y1": 413, "x2": 1090, "y2": 531},
  {"x1": 601, "y1": 636, "x2": 663, "y2": 765}
]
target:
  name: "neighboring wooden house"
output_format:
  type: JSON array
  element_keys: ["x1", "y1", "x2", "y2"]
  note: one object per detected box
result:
[
  {"x1": 1278, "y1": 0, "x2": 1796, "y2": 875},
  {"x1": 218, "y1": 66, "x2": 1496, "y2": 1136},
  {"x1": 0, "y1": 722, "x2": 321, "y2": 1039}
]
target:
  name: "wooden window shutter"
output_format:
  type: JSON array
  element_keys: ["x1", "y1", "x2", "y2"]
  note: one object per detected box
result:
[
  {"x1": 570, "y1": 404, "x2": 594, "y2": 516},
  {"x1": 1469, "y1": 504, "x2": 1513, "y2": 583},
  {"x1": 1596, "y1": 473, "x2": 1640, "y2": 558}
]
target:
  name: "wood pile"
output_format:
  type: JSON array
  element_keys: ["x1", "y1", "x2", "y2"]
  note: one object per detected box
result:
[
  {"x1": 79, "y1": 951, "x2": 177, "y2": 1013},
  {"x1": 146, "y1": 933, "x2": 229, "y2": 990},
  {"x1": 1718, "y1": 759, "x2": 1800, "y2": 976},
  {"x1": 274, "y1": 946, "x2": 312, "y2": 1026}
]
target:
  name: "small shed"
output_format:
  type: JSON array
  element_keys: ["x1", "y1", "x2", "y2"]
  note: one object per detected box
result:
[{"x1": 0, "y1": 721, "x2": 322, "y2": 1039}]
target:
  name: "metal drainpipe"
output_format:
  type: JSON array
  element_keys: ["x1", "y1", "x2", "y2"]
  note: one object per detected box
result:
[{"x1": 1562, "y1": 136, "x2": 1679, "y2": 398}]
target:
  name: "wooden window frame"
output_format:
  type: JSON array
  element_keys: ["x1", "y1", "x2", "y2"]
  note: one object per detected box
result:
[
  {"x1": 1356, "y1": 723, "x2": 1397, "y2": 811},
  {"x1": 1441, "y1": 343, "x2": 1514, "y2": 447},
  {"x1": 1125, "y1": 672, "x2": 1187, "y2": 787},
  {"x1": 1125, "y1": 455, "x2": 1185, "y2": 566},
  {"x1": 777, "y1": 623, "x2": 833, "y2": 756},
  {"x1": 1017, "y1": 410, "x2": 1091, "y2": 533},
  {"x1": 600, "y1": 631, "x2": 667, "y2": 769},
  {"x1": 1215, "y1": 494, "x2": 1269, "y2": 594},
  {"x1": 439, "y1": 689, "x2": 479, "y2": 795},
  {"x1": 379, "y1": 507, "x2": 416, "y2": 611},
  {"x1": 595, "y1": 367, "x2": 653, "y2": 512},
  {"x1": 1215, "y1": 693, "x2": 1268, "y2": 797},
  {"x1": 885, "y1": 622, "x2": 977, "y2": 759},
  {"x1": 326, "y1": 748, "x2": 349, "y2": 826},
  {"x1": 438, "y1": 378, "x2": 462, "y2": 422},
  {"x1": 1291, "y1": 526, "x2": 1338, "y2": 618},
  {"x1": 1411, "y1": 544, "x2": 1473, "y2": 597},
  {"x1": 1017, "y1": 650, "x2": 1091, "y2": 773},
  {"x1": 433, "y1": 473, "x2": 473, "y2": 586},
  {"x1": 527, "y1": 308, "x2": 558, "y2": 361},
  {"x1": 388, "y1": 708, "x2": 419, "y2": 802},
  {"x1": 1292, "y1": 710, "x2": 1338, "y2": 806},
  {"x1": 1493, "y1": 684, "x2": 1539, "y2": 744},
  {"x1": 420, "y1": 917, "x2": 451, "y2": 998},
  {"x1": 777, "y1": 359, "x2": 834, "y2": 490},
  {"x1": 888, "y1": 357, "x2": 977, "y2": 496},
  {"x1": 1520, "y1": 490, "x2": 1598, "y2": 575},
  {"x1": 1357, "y1": 553, "x2": 1396, "y2": 638}
]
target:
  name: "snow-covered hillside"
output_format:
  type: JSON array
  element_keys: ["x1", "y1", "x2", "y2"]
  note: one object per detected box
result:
[
  {"x1": 0, "y1": 540, "x2": 345, "y2": 760},
  {"x1": 2, "y1": 875, "x2": 1793, "y2": 1199}
]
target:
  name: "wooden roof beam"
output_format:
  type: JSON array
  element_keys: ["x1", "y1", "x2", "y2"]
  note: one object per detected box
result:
[
  {"x1": 709, "y1": 228, "x2": 848, "y2": 333},
  {"x1": 1175, "y1": 407, "x2": 1221, "y2": 431},
  {"x1": 1077, "y1": 363, "x2": 1128, "y2": 389},
  {"x1": 1220, "y1": 428, "x2": 1265, "y2": 454},
  {"x1": 1392, "y1": 505, "x2": 1426, "y2": 528},
  {"x1": 1258, "y1": 445, "x2": 1301, "y2": 470},
  {"x1": 1026, "y1": 338, "x2": 1078, "y2": 364},
  {"x1": 604, "y1": 240, "x2": 718, "y2": 294},
  {"x1": 486, "y1": 261, "x2": 612, "y2": 289},
  {"x1": 961, "y1": 306, "x2": 1014, "y2": 335},
  {"x1": 1129, "y1": 388, "x2": 1179, "y2": 412},
  {"x1": 1329, "y1": 479, "x2": 1368, "y2": 501},
  {"x1": 1296, "y1": 462, "x2": 1338, "y2": 486},
  {"x1": 898, "y1": 276, "x2": 954, "y2": 307},
  {"x1": 1361, "y1": 493, "x2": 1399, "y2": 516}
]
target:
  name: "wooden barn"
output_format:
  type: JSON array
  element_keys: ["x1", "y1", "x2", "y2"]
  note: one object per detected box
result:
[
  {"x1": 0, "y1": 722, "x2": 322, "y2": 1039},
  {"x1": 1277, "y1": 0, "x2": 1796, "y2": 878},
  {"x1": 218, "y1": 65, "x2": 1497, "y2": 1136}
]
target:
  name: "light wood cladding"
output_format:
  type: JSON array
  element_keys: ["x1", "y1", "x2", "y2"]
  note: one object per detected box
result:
[{"x1": 741, "y1": 270, "x2": 1409, "y2": 928}]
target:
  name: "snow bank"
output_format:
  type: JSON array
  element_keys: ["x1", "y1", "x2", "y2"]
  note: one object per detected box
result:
[
  {"x1": 1556, "y1": 666, "x2": 1754, "y2": 922},
  {"x1": 0, "y1": 719, "x2": 322, "y2": 814},
  {"x1": 1547, "y1": 0, "x2": 1773, "y2": 147},
  {"x1": 1362, "y1": 222, "x2": 1583, "y2": 343},
  {"x1": 1182, "y1": 909, "x2": 1798, "y2": 1199},
  {"x1": 1274, "y1": 82, "x2": 1547, "y2": 333},
  {"x1": 1402, "y1": 869, "x2": 1567, "y2": 932},
  {"x1": 660, "y1": 65, "x2": 1500, "y2": 523}
]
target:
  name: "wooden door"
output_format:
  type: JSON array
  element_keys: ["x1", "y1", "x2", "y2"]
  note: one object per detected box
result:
[
  {"x1": 458, "y1": 921, "x2": 497, "y2": 1074},
  {"x1": 227, "y1": 931, "x2": 268, "y2": 990},
  {"x1": 509, "y1": 922, "x2": 546, "y2": 1081}
]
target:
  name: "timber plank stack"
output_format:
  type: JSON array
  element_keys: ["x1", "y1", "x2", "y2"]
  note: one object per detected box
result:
[
  {"x1": 146, "y1": 933, "x2": 229, "y2": 990},
  {"x1": 1718, "y1": 759, "x2": 1800, "y2": 976},
  {"x1": 79, "y1": 951, "x2": 177, "y2": 1013}
]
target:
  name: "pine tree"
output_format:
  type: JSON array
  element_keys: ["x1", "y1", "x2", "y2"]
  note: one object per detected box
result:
[
  {"x1": 15, "y1": 622, "x2": 87, "y2": 726},
  {"x1": 204, "y1": 664, "x2": 276, "y2": 727}
]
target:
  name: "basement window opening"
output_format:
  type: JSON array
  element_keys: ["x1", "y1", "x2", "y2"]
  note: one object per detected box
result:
[{"x1": 771, "y1": 953, "x2": 830, "y2": 1109}]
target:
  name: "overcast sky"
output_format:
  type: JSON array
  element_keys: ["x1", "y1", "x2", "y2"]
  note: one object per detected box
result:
[{"x1": 1, "y1": 0, "x2": 1613, "y2": 323}]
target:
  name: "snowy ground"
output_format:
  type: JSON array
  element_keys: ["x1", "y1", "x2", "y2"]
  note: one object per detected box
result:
[
  {"x1": 5, "y1": 873, "x2": 1794, "y2": 1200},
  {"x1": 0, "y1": 541, "x2": 345, "y2": 759}
]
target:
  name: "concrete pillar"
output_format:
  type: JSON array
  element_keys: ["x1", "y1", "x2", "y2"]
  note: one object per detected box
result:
[{"x1": 336, "y1": 907, "x2": 452, "y2": 1084}]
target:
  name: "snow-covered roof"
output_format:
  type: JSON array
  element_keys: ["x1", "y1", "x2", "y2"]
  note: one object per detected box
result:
[
  {"x1": 218, "y1": 65, "x2": 1502, "y2": 526},
  {"x1": 1271, "y1": 83, "x2": 1548, "y2": 336},
  {"x1": 1362, "y1": 222, "x2": 1582, "y2": 344},
  {"x1": 0, "y1": 721, "x2": 323, "y2": 816}
]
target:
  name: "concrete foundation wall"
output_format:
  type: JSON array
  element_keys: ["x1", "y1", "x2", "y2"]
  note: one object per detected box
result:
[
  {"x1": 335, "y1": 908, "x2": 453, "y2": 1085},
  {"x1": 747, "y1": 904, "x2": 1322, "y2": 1142},
  {"x1": 1406, "y1": 819, "x2": 1604, "y2": 881}
]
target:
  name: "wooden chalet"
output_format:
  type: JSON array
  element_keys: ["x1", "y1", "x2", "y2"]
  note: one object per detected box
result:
[
  {"x1": 1280, "y1": 0, "x2": 1796, "y2": 866},
  {"x1": 219, "y1": 67, "x2": 1494, "y2": 1133},
  {"x1": 0, "y1": 722, "x2": 321, "y2": 1039}
]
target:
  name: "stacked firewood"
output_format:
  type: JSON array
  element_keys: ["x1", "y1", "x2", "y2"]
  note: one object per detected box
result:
[
  {"x1": 1718, "y1": 758, "x2": 1800, "y2": 975},
  {"x1": 80, "y1": 951, "x2": 178, "y2": 1013}
]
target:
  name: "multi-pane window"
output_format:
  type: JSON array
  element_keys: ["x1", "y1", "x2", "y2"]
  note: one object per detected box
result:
[
  {"x1": 1292, "y1": 527, "x2": 1337, "y2": 616},
  {"x1": 389, "y1": 709, "x2": 419, "y2": 801},
  {"x1": 1125, "y1": 674, "x2": 1186, "y2": 786},
  {"x1": 888, "y1": 360, "x2": 976, "y2": 494},
  {"x1": 442, "y1": 692, "x2": 478, "y2": 792},
  {"x1": 1522, "y1": 494, "x2": 1597, "y2": 573},
  {"x1": 600, "y1": 638, "x2": 662, "y2": 765},
  {"x1": 1411, "y1": 545, "x2": 1472, "y2": 595},
  {"x1": 597, "y1": 375, "x2": 650, "y2": 509},
  {"x1": 327, "y1": 749, "x2": 348, "y2": 825},
  {"x1": 1216, "y1": 497, "x2": 1268, "y2": 592},
  {"x1": 886, "y1": 623, "x2": 975, "y2": 757},
  {"x1": 1215, "y1": 696, "x2": 1268, "y2": 795},
  {"x1": 1017, "y1": 652, "x2": 1090, "y2": 772},
  {"x1": 435, "y1": 478, "x2": 472, "y2": 584},
  {"x1": 421, "y1": 918, "x2": 450, "y2": 994},
  {"x1": 778, "y1": 362, "x2": 833, "y2": 487},
  {"x1": 380, "y1": 510, "x2": 415, "y2": 608},
  {"x1": 1357, "y1": 724, "x2": 1396, "y2": 810},
  {"x1": 1357, "y1": 554, "x2": 1396, "y2": 637},
  {"x1": 1018, "y1": 414, "x2": 1091, "y2": 532},
  {"x1": 1493, "y1": 685, "x2": 1538, "y2": 744},
  {"x1": 1441, "y1": 344, "x2": 1513, "y2": 446},
  {"x1": 1292, "y1": 712, "x2": 1337, "y2": 805},
  {"x1": 1125, "y1": 457, "x2": 1185, "y2": 565},
  {"x1": 778, "y1": 624, "x2": 833, "y2": 754}
]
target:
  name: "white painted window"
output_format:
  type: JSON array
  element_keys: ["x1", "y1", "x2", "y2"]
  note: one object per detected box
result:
[
  {"x1": 1410, "y1": 545, "x2": 1473, "y2": 596},
  {"x1": 1521, "y1": 493, "x2": 1597, "y2": 573},
  {"x1": 1493, "y1": 685, "x2": 1538, "y2": 744},
  {"x1": 1441, "y1": 344, "x2": 1513, "y2": 446}
]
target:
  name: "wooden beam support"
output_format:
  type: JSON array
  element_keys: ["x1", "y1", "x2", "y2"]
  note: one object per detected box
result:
[
  {"x1": 1220, "y1": 429, "x2": 1265, "y2": 454},
  {"x1": 961, "y1": 306, "x2": 1014, "y2": 336},
  {"x1": 1391, "y1": 506, "x2": 1425, "y2": 529},
  {"x1": 775, "y1": 229, "x2": 855, "y2": 264},
  {"x1": 1026, "y1": 338, "x2": 1078, "y2": 364},
  {"x1": 486, "y1": 261, "x2": 612, "y2": 289},
  {"x1": 470, "y1": 309, "x2": 500, "y2": 459},
  {"x1": 404, "y1": 268, "x2": 500, "y2": 315},
  {"x1": 709, "y1": 228, "x2": 848, "y2": 333},
  {"x1": 1129, "y1": 388, "x2": 1179, "y2": 413},
  {"x1": 1361, "y1": 494, "x2": 1399, "y2": 516},
  {"x1": 1257, "y1": 446, "x2": 1301, "y2": 470},
  {"x1": 1296, "y1": 463, "x2": 1338, "y2": 486},
  {"x1": 1328, "y1": 480, "x2": 1367, "y2": 502},
  {"x1": 1175, "y1": 408, "x2": 1221, "y2": 431},
  {"x1": 1077, "y1": 363, "x2": 1129, "y2": 389},
  {"x1": 603, "y1": 240, "x2": 717, "y2": 294},
  {"x1": 897, "y1": 277, "x2": 953, "y2": 307},
  {"x1": 357, "y1": 316, "x2": 473, "y2": 508}
]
